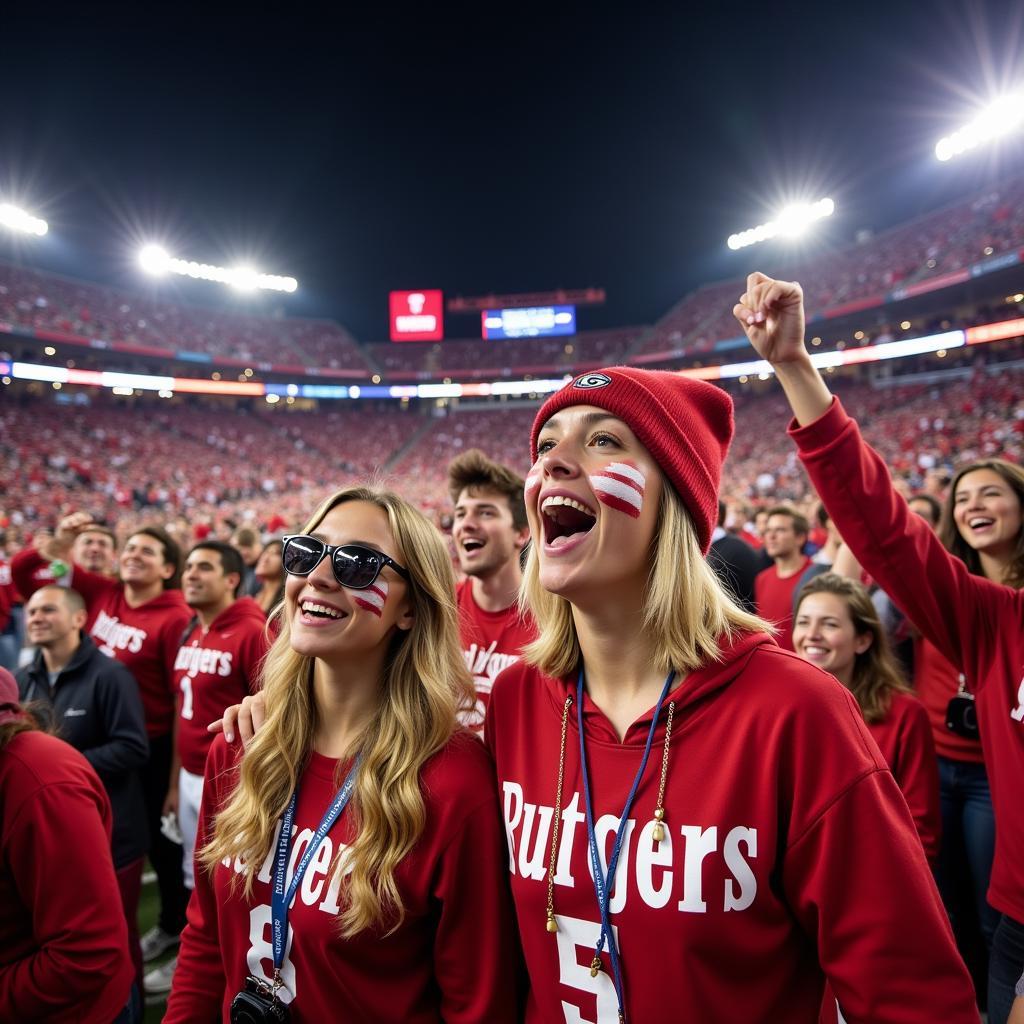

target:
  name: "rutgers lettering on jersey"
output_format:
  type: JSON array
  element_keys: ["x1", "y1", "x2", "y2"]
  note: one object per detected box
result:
[
  {"x1": 503, "y1": 783, "x2": 757, "y2": 914},
  {"x1": 220, "y1": 821, "x2": 353, "y2": 1006},
  {"x1": 464, "y1": 641, "x2": 521, "y2": 694},
  {"x1": 91, "y1": 609, "x2": 147, "y2": 656},
  {"x1": 174, "y1": 644, "x2": 235, "y2": 677}
]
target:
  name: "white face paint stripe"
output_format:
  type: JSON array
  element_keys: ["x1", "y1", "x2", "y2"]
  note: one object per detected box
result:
[
  {"x1": 525, "y1": 467, "x2": 542, "y2": 495},
  {"x1": 353, "y1": 581, "x2": 388, "y2": 616},
  {"x1": 590, "y1": 475, "x2": 643, "y2": 511},
  {"x1": 603, "y1": 461, "x2": 645, "y2": 488}
]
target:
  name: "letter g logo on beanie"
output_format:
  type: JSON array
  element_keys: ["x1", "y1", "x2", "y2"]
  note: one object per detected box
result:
[
  {"x1": 531, "y1": 366, "x2": 733, "y2": 554},
  {"x1": 572, "y1": 372, "x2": 612, "y2": 390}
]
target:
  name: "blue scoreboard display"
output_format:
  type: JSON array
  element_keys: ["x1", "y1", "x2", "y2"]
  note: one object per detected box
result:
[{"x1": 481, "y1": 305, "x2": 577, "y2": 340}]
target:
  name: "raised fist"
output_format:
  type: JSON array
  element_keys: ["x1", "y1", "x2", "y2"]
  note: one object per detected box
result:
[{"x1": 732, "y1": 272, "x2": 807, "y2": 365}]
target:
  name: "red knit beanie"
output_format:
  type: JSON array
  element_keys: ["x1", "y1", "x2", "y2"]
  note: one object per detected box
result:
[
  {"x1": 0, "y1": 666, "x2": 22, "y2": 726},
  {"x1": 530, "y1": 367, "x2": 734, "y2": 553}
]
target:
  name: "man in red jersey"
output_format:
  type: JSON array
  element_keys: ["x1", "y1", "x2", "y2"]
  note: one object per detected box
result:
[
  {"x1": 448, "y1": 449, "x2": 536, "y2": 731},
  {"x1": 754, "y1": 504, "x2": 812, "y2": 650},
  {"x1": 12, "y1": 511, "x2": 194, "y2": 968},
  {"x1": 145, "y1": 540, "x2": 269, "y2": 994}
]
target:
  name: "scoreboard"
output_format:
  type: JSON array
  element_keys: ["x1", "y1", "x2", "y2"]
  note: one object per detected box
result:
[{"x1": 481, "y1": 305, "x2": 576, "y2": 340}]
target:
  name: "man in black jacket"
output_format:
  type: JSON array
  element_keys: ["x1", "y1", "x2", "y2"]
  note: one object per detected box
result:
[
  {"x1": 16, "y1": 585, "x2": 149, "y2": 998},
  {"x1": 708, "y1": 500, "x2": 761, "y2": 614}
]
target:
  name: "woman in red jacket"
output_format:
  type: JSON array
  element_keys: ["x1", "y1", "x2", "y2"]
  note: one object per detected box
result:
[
  {"x1": 735, "y1": 270, "x2": 1024, "y2": 1024},
  {"x1": 165, "y1": 486, "x2": 518, "y2": 1023},
  {"x1": 792, "y1": 573, "x2": 940, "y2": 864},
  {"x1": 0, "y1": 667, "x2": 135, "y2": 1022}
]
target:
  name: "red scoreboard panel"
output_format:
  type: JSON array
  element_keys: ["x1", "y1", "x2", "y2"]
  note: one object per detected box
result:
[{"x1": 389, "y1": 290, "x2": 444, "y2": 342}]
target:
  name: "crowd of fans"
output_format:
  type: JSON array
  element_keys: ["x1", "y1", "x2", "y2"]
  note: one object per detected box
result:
[{"x1": 4, "y1": 353, "x2": 1023, "y2": 552}]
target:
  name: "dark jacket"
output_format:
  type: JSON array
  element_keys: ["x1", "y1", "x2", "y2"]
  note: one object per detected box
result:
[
  {"x1": 17, "y1": 633, "x2": 149, "y2": 867},
  {"x1": 709, "y1": 531, "x2": 761, "y2": 614}
]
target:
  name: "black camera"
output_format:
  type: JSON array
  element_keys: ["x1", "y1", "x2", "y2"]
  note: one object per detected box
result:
[
  {"x1": 230, "y1": 976, "x2": 290, "y2": 1024},
  {"x1": 946, "y1": 692, "x2": 979, "y2": 739}
]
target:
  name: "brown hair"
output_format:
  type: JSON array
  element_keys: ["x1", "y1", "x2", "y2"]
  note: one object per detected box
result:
[
  {"x1": 129, "y1": 526, "x2": 183, "y2": 589},
  {"x1": 939, "y1": 459, "x2": 1024, "y2": 588},
  {"x1": 766, "y1": 504, "x2": 810, "y2": 538},
  {"x1": 447, "y1": 449, "x2": 527, "y2": 531},
  {"x1": 795, "y1": 573, "x2": 909, "y2": 723},
  {"x1": 0, "y1": 719, "x2": 35, "y2": 751}
]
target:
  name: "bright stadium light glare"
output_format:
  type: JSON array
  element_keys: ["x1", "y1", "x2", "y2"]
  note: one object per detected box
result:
[
  {"x1": 727, "y1": 197, "x2": 834, "y2": 250},
  {"x1": 139, "y1": 244, "x2": 171, "y2": 274},
  {"x1": 935, "y1": 92, "x2": 1024, "y2": 161},
  {"x1": 0, "y1": 203, "x2": 48, "y2": 237},
  {"x1": 136, "y1": 246, "x2": 298, "y2": 292}
]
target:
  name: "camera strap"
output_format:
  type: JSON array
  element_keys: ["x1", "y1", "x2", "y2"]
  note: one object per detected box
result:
[{"x1": 270, "y1": 755, "x2": 361, "y2": 986}]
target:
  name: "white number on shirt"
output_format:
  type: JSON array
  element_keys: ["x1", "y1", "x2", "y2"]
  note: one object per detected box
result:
[
  {"x1": 180, "y1": 676, "x2": 195, "y2": 721},
  {"x1": 246, "y1": 904, "x2": 296, "y2": 1005},
  {"x1": 554, "y1": 913, "x2": 619, "y2": 1024}
]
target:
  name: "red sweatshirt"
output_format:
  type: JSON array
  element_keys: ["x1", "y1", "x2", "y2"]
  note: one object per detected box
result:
[
  {"x1": 0, "y1": 730, "x2": 134, "y2": 1022},
  {"x1": 914, "y1": 635, "x2": 985, "y2": 762},
  {"x1": 456, "y1": 578, "x2": 537, "y2": 731},
  {"x1": 165, "y1": 731, "x2": 520, "y2": 1023},
  {"x1": 792, "y1": 397, "x2": 1024, "y2": 924},
  {"x1": 12, "y1": 548, "x2": 192, "y2": 737},
  {"x1": 174, "y1": 597, "x2": 269, "y2": 775},
  {"x1": 485, "y1": 633, "x2": 976, "y2": 1023},
  {"x1": 867, "y1": 691, "x2": 941, "y2": 865},
  {"x1": 754, "y1": 555, "x2": 812, "y2": 651}
]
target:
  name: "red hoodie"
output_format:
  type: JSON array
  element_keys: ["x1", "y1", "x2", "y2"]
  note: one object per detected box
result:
[
  {"x1": 13, "y1": 548, "x2": 192, "y2": 737},
  {"x1": 165, "y1": 731, "x2": 520, "y2": 1023},
  {"x1": 485, "y1": 633, "x2": 976, "y2": 1023},
  {"x1": 792, "y1": 397, "x2": 1024, "y2": 925},
  {"x1": 867, "y1": 691, "x2": 941, "y2": 865},
  {"x1": 174, "y1": 597, "x2": 269, "y2": 775},
  {"x1": 0, "y1": 730, "x2": 134, "y2": 1022},
  {"x1": 456, "y1": 578, "x2": 537, "y2": 731}
]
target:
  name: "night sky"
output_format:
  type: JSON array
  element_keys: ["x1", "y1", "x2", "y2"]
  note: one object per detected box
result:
[{"x1": 1, "y1": 1, "x2": 1022, "y2": 342}]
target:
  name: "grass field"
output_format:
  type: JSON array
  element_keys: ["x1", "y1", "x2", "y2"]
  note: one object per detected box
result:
[{"x1": 139, "y1": 873, "x2": 171, "y2": 1023}]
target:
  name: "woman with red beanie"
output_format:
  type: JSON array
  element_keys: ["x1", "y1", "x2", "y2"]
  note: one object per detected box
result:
[
  {"x1": 0, "y1": 666, "x2": 136, "y2": 1022},
  {"x1": 734, "y1": 270, "x2": 1024, "y2": 1024},
  {"x1": 483, "y1": 364, "x2": 975, "y2": 1023}
]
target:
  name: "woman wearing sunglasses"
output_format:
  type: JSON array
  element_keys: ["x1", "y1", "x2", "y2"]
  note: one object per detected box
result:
[{"x1": 164, "y1": 487, "x2": 518, "y2": 1023}]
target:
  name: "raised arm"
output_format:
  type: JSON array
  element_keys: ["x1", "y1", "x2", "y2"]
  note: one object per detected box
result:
[{"x1": 732, "y1": 273, "x2": 1010, "y2": 683}]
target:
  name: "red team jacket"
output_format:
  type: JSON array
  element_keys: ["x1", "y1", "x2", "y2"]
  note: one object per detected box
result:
[
  {"x1": 456, "y1": 578, "x2": 537, "y2": 731},
  {"x1": 485, "y1": 632, "x2": 976, "y2": 1023},
  {"x1": 165, "y1": 731, "x2": 520, "y2": 1023},
  {"x1": 793, "y1": 397, "x2": 1024, "y2": 926},
  {"x1": 174, "y1": 596, "x2": 269, "y2": 775},
  {"x1": 12, "y1": 548, "x2": 192, "y2": 737},
  {"x1": 0, "y1": 730, "x2": 134, "y2": 1022}
]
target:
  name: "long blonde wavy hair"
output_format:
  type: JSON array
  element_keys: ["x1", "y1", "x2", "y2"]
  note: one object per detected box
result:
[
  {"x1": 201, "y1": 486, "x2": 474, "y2": 936},
  {"x1": 521, "y1": 480, "x2": 771, "y2": 678}
]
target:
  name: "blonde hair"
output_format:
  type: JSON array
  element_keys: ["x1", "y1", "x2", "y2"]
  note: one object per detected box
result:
[
  {"x1": 201, "y1": 486, "x2": 474, "y2": 936},
  {"x1": 520, "y1": 482, "x2": 771, "y2": 678}
]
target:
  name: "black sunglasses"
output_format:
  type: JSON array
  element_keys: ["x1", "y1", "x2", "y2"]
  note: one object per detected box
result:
[{"x1": 282, "y1": 535, "x2": 411, "y2": 591}]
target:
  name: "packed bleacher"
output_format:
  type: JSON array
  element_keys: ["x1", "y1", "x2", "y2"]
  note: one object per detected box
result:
[{"x1": 0, "y1": 262, "x2": 371, "y2": 371}]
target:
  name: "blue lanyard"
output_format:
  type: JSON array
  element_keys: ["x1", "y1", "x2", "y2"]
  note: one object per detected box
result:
[
  {"x1": 270, "y1": 755, "x2": 361, "y2": 975},
  {"x1": 576, "y1": 666, "x2": 675, "y2": 1024}
]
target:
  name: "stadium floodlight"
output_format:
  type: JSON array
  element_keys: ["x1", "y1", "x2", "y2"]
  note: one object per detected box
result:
[
  {"x1": 136, "y1": 245, "x2": 297, "y2": 293},
  {"x1": 727, "y1": 197, "x2": 834, "y2": 251},
  {"x1": 0, "y1": 203, "x2": 48, "y2": 237},
  {"x1": 935, "y1": 93, "x2": 1024, "y2": 161}
]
